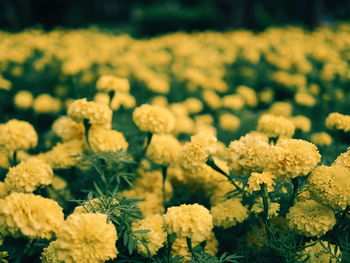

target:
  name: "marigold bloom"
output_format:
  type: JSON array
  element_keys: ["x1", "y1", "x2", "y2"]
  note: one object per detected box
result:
[
  {"x1": 0, "y1": 119, "x2": 38, "y2": 152},
  {"x1": 308, "y1": 165, "x2": 350, "y2": 209},
  {"x1": 290, "y1": 115, "x2": 311, "y2": 133},
  {"x1": 68, "y1": 98, "x2": 112, "y2": 126},
  {"x1": 310, "y1": 132, "x2": 332, "y2": 146},
  {"x1": 294, "y1": 92, "x2": 316, "y2": 107},
  {"x1": 219, "y1": 113, "x2": 240, "y2": 132},
  {"x1": 54, "y1": 213, "x2": 118, "y2": 263},
  {"x1": 96, "y1": 75, "x2": 130, "y2": 92},
  {"x1": 251, "y1": 199, "x2": 280, "y2": 218},
  {"x1": 247, "y1": 171, "x2": 275, "y2": 192},
  {"x1": 33, "y1": 94, "x2": 61, "y2": 114},
  {"x1": 268, "y1": 101, "x2": 293, "y2": 117},
  {"x1": 227, "y1": 132, "x2": 272, "y2": 175},
  {"x1": 257, "y1": 114, "x2": 295, "y2": 138},
  {"x1": 4, "y1": 158, "x2": 53, "y2": 193},
  {"x1": 267, "y1": 138, "x2": 321, "y2": 180},
  {"x1": 326, "y1": 112, "x2": 350, "y2": 132},
  {"x1": 333, "y1": 147, "x2": 350, "y2": 168},
  {"x1": 52, "y1": 116, "x2": 85, "y2": 141},
  {"x1": 0, "y1": 193, "x2": 64, "y2": 239},
  {"x1": 286, "y1": 200, "x2": 336, "y2": 237},
  {"x1": 88, "y1": 126, "x2": 128, "y2": 153},
  {"x1": 132, "y1": 214, "x2": 166, "y2": 257},
  {"x1": 133, "y1": 104, "x2": 175, "y2": 133},
  {"x1": 146, "y1": 134, "x2": 182, "y2": 166},
  {"x1": 210, "y1": 199, "x2": 248, "y2": 228},
  {"x1": 236, "y1": 85, "x2": 258, "y2": 107},
  {"x1": 13, "y1": 90, "x2": 33, "y2": 110},
  {"x1": 164, "y1": 203, "x2": 213, "y2": 243}
]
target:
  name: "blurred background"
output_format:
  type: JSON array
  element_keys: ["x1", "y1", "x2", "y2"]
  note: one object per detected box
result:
[{"x1": 0, "y1": 0, "x2": 349, "y2": 35}]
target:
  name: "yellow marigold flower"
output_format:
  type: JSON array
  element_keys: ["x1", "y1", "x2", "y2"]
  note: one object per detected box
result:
[
  {"x1": 219, "y1": 113, "x2": 240, "y2": 132},
  {"x1": 173, "y1": 115, "x2": 195, "y2": 135},
  {"x1": 183, "y1": 98, "x2": 203, "y2": 114},
  {"x1": 33, "y1": 94, "x2": 61, "y2": 114},
  {"x1": 247, "y1": 171, "x2": 275, "y2": 193},
  {"x1": 133, "y1": 104, "x2": 175, "y2": 133},
  {"x1": 0, "y1": 149, "x2": 9, "y2": 169},
  {"x1": 294, "y1": 92, "x2": 316, "y2": 107},
  {"x1": 150, "y1": 96, "x2": 168, "y2": 107},
  {"x1": 210, "y1": 199, "x2": 248, "y2": 228},
  {"x1": 0, "y1": 76, "x2": 11, "y2": 90},
  {"x1": 54, "y1": 213, "x2": 118, "y2": 263},
  {"x1": 93, "y1": 92, "x2": 110, "y2": 105},
  {"x1": 258, "y1": 88, "x2": 274, "y2": 103},
  {"x1": 132, "y1": 214, "x2": 166, "y2": 257},
  {"x1": 51, "y1": 176, "x2": 67, "y2": 190},
  {"x1": 286, "y1": 200, "x2": 336, "y2": 237},
  {"x1": 326, "y1": 112, "x2": 350, "y2": 132},
  {"x1": 298, "y1": 241, "x2": 341, "y2": 263},
  {"x1": 0, "y1": 119, "x2": 38, "y2": 152},
  {"x1": 41, "y1": 241, "x2": 59, "y2": 263},
  {"x1": 146, "y1": 134, "x2": 181, "y2": 166},
  {"x1": 257, "y1": 114, "x2": 295, "y2": 138},
  {"x1": 310, "y1": 132, "x2": 332, "y2": 146},
  {"x1": 236, "y1": 85, "x2": 258, "y2": 107},
  {"x1": 267, "y1": 138, "x2": 321, "y2": 180},
  {"x1": 308, "y1": 165, "x2": 350, "y2": 209},
  {"x1": 4, "y1": 158, "x2": 53, "y2": 193},
  {"x1": 96, "y1": 75, "x2": 130, "y2": 92},
  {"x1": 333, "y1": 148, "x2": 350, "y2": 168},
  {"x1": 138, "y1": 193, "x2": 164, "y2": 216},
  {"x1": 110, "y1": 92, "x2": 136, "y2": 110},
  {"x1": 52, "y1": 116, "x2": 85, "y2": 141},
  {"x1": 268, "y1": 101, "x2": 293, "y2": 117},
  {"x1": 38, "y1": 140, "x2": 85, "y2": 169},
  {"x1": 13, "y1": 90, "x2": 33, "y2": 110},
  {"x1": 290, "y1": 115, "x2": 311, "y2": 133},
  {"x1": 164, "y1": 203, "x2": 213, "y2": 243},
  {"x1": 179, "y1": 133, "x2": 217, "y2": 174},
  {"x1": 0, "y1": 193, "x2": 64, "y2": 239},
  {"x1": 67, "y1": 98, "x2": 112, "y2": 126},
  {"x1": 88, "y1": 126, "x2": 128, "y2": 153},
  {"x1": 227, "y1": 132, "x2": 272, "y2": 175},
  {"x1": 202, "y1": 90, "x2": 222, "y2": 109},
  {"x1": 222, "y1": 95, "x2": 245, "y2": 110},
  {"x1": 251, "y1": 199, "x2": 280, "y2": 218}
]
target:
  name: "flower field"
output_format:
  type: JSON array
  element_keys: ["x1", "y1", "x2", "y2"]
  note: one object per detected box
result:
[{"x1": 1, "y1": 24, "x2": 350, "y2": 262}]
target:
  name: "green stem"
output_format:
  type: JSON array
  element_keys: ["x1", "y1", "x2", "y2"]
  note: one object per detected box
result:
[
  {"x1": 186, "y1": 237, "x2": 196, "y2": 260},
  {"x1": 289, "y1": 178, "x2": 299, "y2": 208},
  {"x1": 9, "y1": 151, "x2": 17, "y2": 167},
  {"x1": 83, "y1": 119, "x2": 91, "y2": 149},
  {"x1": 166, "y1": 233, "x2": 177, "y2": 263},
  {"x1": 260, "y1": 183, "x2": 269, "y2": 223}
]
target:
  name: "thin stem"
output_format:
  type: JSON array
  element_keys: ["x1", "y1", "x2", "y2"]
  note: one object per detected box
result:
[
  {"x1": 186, "y1": 237, "x2": 196, "y2": 260},
  {"x1": 9, "y1": 151, "x2": 17, "y2": 167},
  {"x1": 83, "y1": 119, "x2": 91, "y2": 149},
  {"x1": 260, "y1": 183, "x2": 269, "y2": 223},
  {"x1": 289, "y1": 178, "x2": 299, "y2": 208},
  {"x1": 166, "y1": 233, "x2": 177, "y2": 263}
]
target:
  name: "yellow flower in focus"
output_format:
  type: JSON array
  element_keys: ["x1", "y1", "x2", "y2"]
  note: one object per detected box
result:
[
  {"x1": 54, "y1": 213, "x2": 118, "y2": 263},
  {"x1": 227, "y1": 132, "x2": 272, "y2": 175},
  {"x1": 310, "y1": 132, "x2": 332, "y2": 146},
  {"x1": 164, "y1": 203, "x2": 213, "y2": 243},
  {"x1": 88, "y1": 126, "x2": 128, "y2": 153},
  {"x1": 132, "y1": 214, "x2": 166, "y2": 257},
  {"x1": 308, "y1": 165, "x2": 350, "y2": 209},
  {"x1": 333, "y1": 147, "x2": 350, "y2": 168},
  {"x1": 68, "y1": 98, "x2": 112, "y2": 126},
  {"x1": 0, "y1": 192, "x2": 64, "y2": 239},
  {"x1": 286, "y1": 200, "x2": 336, "y2": 237},
  {"x1": 0, "y1": 119, "x2": 38, "y2": 152},
  {"x1": 298, "y1": 241, "x2": 341, "y2": 263},
  {"x1": 33, "y1": 94, "x2": 61, "y2": 114},
  {"x1": 267, "y1": 138, "x2": 321, "y2": 180},
  {"x1": 52, "y1": 116, "x2": 85, "y2": 141},
  {"x1": 210, "y1": 199, "x2": 248, "y2": 228},
  {"x1": 146, "y1": 134, "x2": 181, "y2": 166},
  {"x1": 294, "y1": 92, "x2": 316, "y2": 107},
  {"x1": 219, "y1": 113, "x2": 240, "y2": 132},
  {"x1": 133, "y1": 104, "x2": 175, "y2": 134},
  {"x1": 326, "y1": 112, "x2": 350, "y2": 132},
  {"x1": 4, "y1": 158, "x2": 53, "y2": 193},
  {"x1": 13, "y1": 90, "x2": 33, "y2": 110},
  {"x1": 257, "y1": 114, "x2": 295, "y2": 138},
  {"x1": 247, "y1": 171, "x2": 275, "y2": 193}
]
